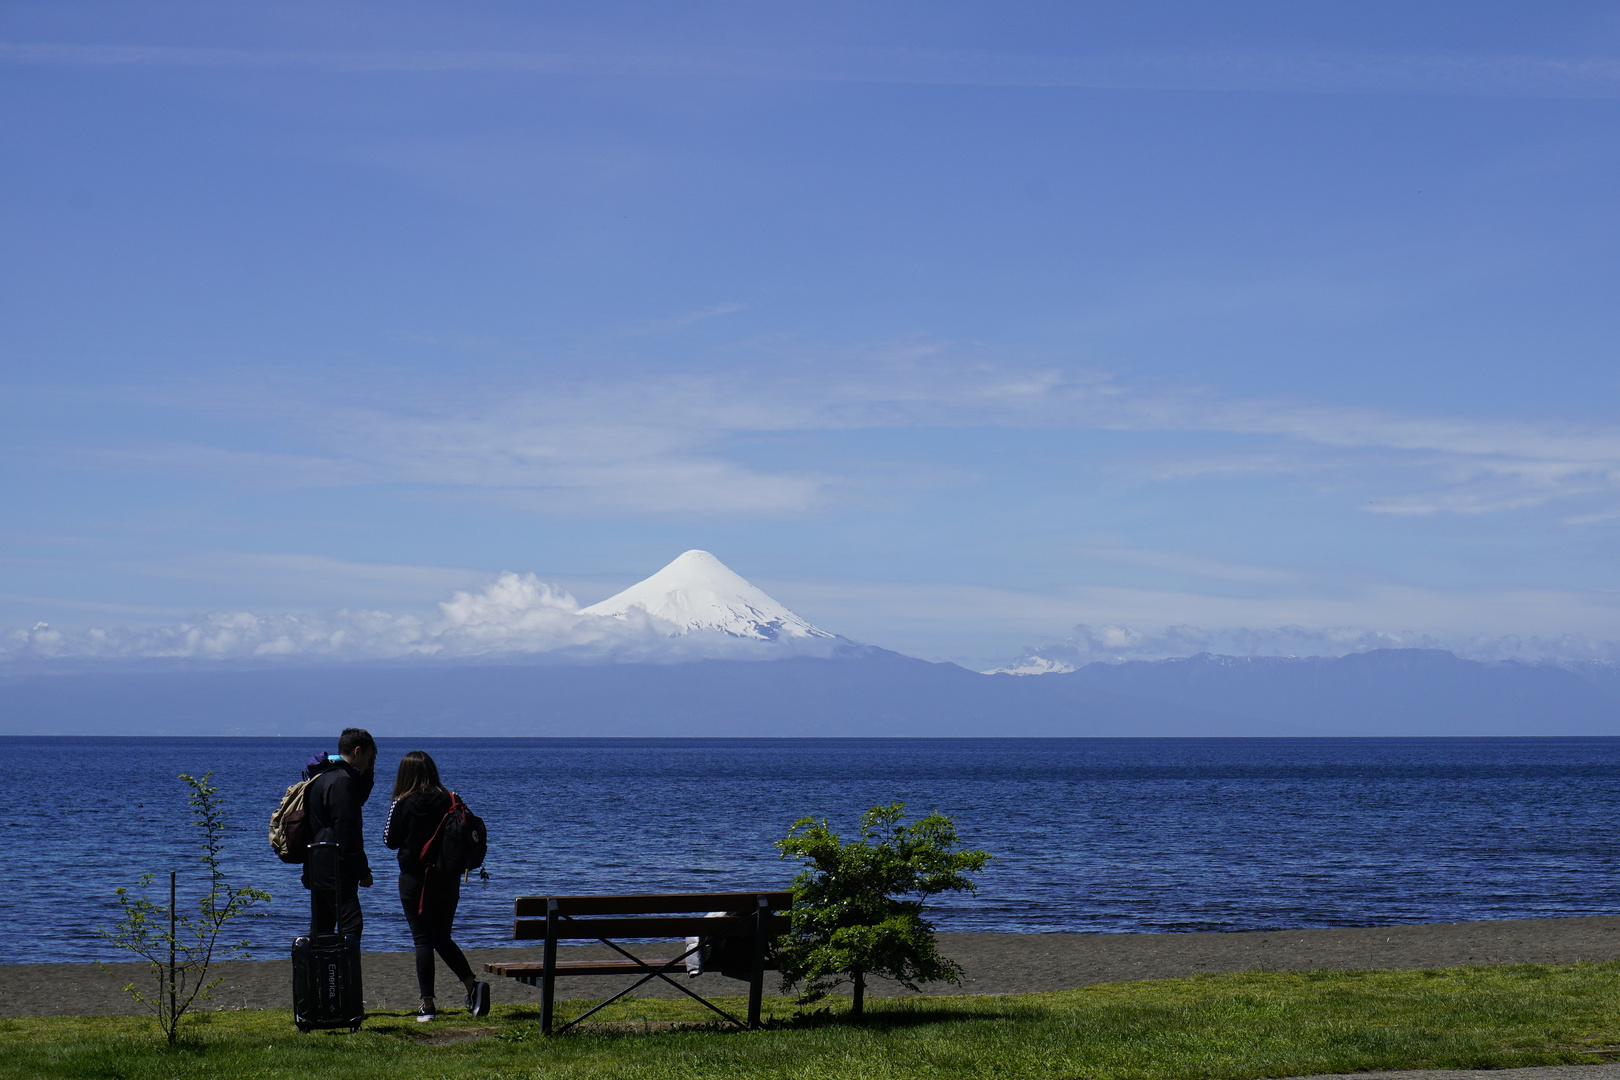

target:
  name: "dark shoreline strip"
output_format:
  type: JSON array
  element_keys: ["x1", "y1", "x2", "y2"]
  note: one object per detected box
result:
[{"x1": 6, "y1": 916, "x2": 1620, "y2": 1019}]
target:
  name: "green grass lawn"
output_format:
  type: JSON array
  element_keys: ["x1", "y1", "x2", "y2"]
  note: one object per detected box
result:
[{"x1": 8, "y1": 962, "x2": 1620, "y2": 1080}]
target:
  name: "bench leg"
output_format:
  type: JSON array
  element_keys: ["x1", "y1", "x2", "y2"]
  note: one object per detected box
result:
[
  {"x1": 542, "y1": 904, "x2": 557, "y2": 1035},
  {"x1": 747, "y1": 899, "x2": 767, "y2": 1029}
]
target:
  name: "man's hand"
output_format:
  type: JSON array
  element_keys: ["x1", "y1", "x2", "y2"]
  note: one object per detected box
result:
[{"x1": 359, "y1": 873, "x2": 374, "y2": 888}]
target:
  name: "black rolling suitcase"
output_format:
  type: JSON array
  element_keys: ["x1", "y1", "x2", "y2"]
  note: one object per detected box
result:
[{"x1": 293, "y1": 841, "x2": 365, "y2": 1032}]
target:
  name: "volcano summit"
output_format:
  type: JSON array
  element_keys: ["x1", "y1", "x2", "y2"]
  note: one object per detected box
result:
[{"x1": 580, "y1": 549, "x2": 833, "y2": 642}]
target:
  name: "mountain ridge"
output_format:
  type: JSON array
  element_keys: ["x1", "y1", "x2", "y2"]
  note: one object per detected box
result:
[
  {"x1": 3, "y1": 646, "x2": 1617, "y2": 737},
  {"x1": 1054, "y1": 648, "x2": 1620, "y2": 732}
]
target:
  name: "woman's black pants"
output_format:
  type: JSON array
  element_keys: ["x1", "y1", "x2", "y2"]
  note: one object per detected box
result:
[{"x1": 398, "y1": 870, "x2": 473, "y2": 1001}]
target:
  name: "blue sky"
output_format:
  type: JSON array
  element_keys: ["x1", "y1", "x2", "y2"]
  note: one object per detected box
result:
[{"x1": 3, "y1": 1, "x2": 1619, "y2": 669}]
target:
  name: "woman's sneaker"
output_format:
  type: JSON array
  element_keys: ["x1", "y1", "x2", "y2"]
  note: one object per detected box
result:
[
  {"x1": 468, "y1": 981, "x2": 491, "y2": 1018},
  {"x1": 416, "y1": 1000, "x2": 437, "y2": 1023}
]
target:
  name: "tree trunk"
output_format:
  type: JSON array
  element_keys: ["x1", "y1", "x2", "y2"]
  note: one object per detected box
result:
[
  {"x1": 852, "y1": 968, "x2": 865, "y2": 1017},
  {"x1": 168, "y1": 870, "x2": 177, "y2": 1045}
]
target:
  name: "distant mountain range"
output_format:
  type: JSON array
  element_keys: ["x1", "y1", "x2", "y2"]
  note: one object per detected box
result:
[
  {"x1": 1, "y1": 550, "x2": 1616, "y2": 736},
  {"x1": 1053, "y1": 648, "x2": 1620, "y2": 735},
  {"x1": 2, "y1": 647, "x2": 1617, "y2": 737}
]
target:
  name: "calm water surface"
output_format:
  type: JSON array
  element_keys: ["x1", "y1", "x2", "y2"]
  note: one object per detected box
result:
[{"x1": 10, "y1": 737, "x2": 1620, "y2": 964}]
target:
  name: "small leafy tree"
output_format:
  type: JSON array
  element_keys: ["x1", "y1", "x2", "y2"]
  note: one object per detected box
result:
[
  {"x1": 99, "y1": 772, "x2": 271, "y2": 1044},
  {"x1": 775, "y1": 802, "x2": 990, "y2": 1016}
]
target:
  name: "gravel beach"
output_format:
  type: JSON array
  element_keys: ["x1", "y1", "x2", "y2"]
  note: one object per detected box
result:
[{"x1": 6, "y1": 915, "x2": 1620, "y2": 1019}]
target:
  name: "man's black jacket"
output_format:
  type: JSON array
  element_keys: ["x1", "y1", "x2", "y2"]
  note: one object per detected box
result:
[{"x1": 301, "y1": 758, "x2": 374, "y2": 889}]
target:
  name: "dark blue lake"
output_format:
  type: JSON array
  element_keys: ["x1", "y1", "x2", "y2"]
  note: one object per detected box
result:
[{"x1": 11, "y1": 737, "x2": 1620, "y2": 964}]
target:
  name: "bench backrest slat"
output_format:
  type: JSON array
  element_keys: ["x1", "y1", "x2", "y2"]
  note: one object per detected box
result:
[
  {"x1": 514, "y1": 913, "x2": 792, "y2": 942},
  {"x1": 513, "y1": 891, "x2": 793, "y2": 918}
]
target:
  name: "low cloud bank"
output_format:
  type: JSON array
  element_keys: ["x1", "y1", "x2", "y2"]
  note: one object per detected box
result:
[
  {"x1": 0, "y1": 573, "x2": 845, "y2": 666},
  {"x1": 9, "y1": 579, "x2": 1615, "y2": 673},
  {"x1": 991, "y1": 623, "x2": 1620, "y2": 672}
]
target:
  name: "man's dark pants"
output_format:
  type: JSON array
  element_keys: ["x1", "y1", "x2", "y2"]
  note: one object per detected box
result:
[
  {"x1": 310, "y1": 886, "x2": 364, "y2": 938},
  {"x1": 305, "y1": 845, "x2": 363, "y2": 938}
]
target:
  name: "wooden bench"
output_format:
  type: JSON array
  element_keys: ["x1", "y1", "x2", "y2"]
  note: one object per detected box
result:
[{"x1": 484, "y1": 890, "x2": 793, "y2": 1034}]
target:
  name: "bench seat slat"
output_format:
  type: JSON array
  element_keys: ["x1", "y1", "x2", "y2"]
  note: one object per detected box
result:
[
  {"x1": 514, "y1": 891, "x2": 793, "y2": 917},
  {"x1": 513, "y1": 914, "x2": 791, "y2": 941}
]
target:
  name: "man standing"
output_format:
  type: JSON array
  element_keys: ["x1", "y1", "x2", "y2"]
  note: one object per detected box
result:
[{"x1": 303, "y1": 727, "x2": 377, "y2": 937}]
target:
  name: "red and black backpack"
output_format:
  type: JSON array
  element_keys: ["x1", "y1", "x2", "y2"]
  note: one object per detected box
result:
[{"x1": 419, "y1": 792, "x2": 488, "y2": 877}]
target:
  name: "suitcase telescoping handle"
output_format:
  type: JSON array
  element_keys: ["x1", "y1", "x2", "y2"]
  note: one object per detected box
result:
[{"x1": 307, "y1": 840, "x2": 343, "y2": 921}]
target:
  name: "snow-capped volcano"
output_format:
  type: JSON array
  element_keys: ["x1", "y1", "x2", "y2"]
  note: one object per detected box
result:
[{"x1": 579, "y1": 550, "x2": 833, "y2": 641}]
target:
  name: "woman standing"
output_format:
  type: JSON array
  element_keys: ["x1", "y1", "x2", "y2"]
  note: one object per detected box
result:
[{"x1": 383, "y1": 750, "x2": 491, "y2": 1021}]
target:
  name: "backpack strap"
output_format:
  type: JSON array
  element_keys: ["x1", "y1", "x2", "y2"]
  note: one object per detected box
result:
[
  {"x1": 416, "y1": 792, "x2": 460, "y2": 864},
  {"x1": 415, "y1": 793, "x2": 459, "y2": 915}
]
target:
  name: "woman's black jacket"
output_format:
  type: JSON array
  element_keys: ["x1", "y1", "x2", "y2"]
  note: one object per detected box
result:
[{"x1": 383, "y1": 789, "x2": 453, "y2": 876}]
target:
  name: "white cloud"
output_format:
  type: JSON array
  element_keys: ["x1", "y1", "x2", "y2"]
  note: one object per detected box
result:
[
  {"x1": 6, "y1": 563, "x2": 1615, "y2": 671},
  {"x1": 0, "y1": 593, "x2": 191, "y2": 618},
  {"x1": 994, "y1": 621, "x2": 1620, "y2": 671},
  {"x1": 420, "y1": 354, "x2": 1620, "y2": 518},
  {"x1": 0, "y1": 572, "x2": 844, "y2": 665},
  {"x1": 775, "y1": 574, "x2": 1620, "y2": 669},
  {"x1": 623, "y1": 302, "x2": 748, "y2": 336},
  {"x1": 3, "y1": 42, "x2": 1617, "y2": 99},
  {"x1": 25, "y1": 343, "x2": 1620, "y2": 522},
  {"x1": 1077, "y1": 547, "x2": 1300, "y2": 585}
]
